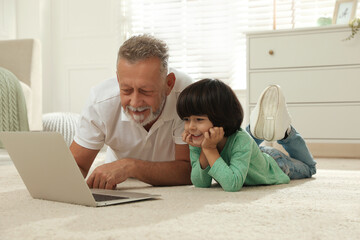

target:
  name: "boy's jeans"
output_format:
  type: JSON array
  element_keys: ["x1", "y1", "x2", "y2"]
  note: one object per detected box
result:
[{"x1": 246, "y1": 126, "x2": 317, "y2": 179}]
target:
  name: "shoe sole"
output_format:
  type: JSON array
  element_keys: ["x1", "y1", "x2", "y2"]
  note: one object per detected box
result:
[{"x1": 254, "y1": 86, "x2": 279, "y2": 141}]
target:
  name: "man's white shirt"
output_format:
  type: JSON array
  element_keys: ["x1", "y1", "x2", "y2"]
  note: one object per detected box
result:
[{"x1": 74, "y1": 68, "x2": 193, "y2": 163}]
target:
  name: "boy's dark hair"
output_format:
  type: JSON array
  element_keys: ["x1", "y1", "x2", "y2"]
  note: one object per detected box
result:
[{"x1": 176, "y1": 78, "x2": 244, "y2": 137}]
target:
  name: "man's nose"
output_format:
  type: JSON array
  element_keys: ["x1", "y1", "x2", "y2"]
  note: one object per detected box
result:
[{"x1": 130, "y1": 91, "x2": 142, "y2": 107}]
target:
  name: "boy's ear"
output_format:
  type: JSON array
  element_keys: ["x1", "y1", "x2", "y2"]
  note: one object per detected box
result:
[{"x1": 165, "y1": 72, "x2": 176, "y2": 96}]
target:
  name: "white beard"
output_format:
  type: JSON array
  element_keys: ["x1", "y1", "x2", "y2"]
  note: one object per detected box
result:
[{"x1": 124, "y1": 97, "x2": 166, "y2": 126}]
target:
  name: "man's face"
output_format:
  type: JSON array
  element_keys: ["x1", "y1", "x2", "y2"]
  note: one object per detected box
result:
[{"x1": 117, "y1": 57, "x2": 172, "y2": 127}]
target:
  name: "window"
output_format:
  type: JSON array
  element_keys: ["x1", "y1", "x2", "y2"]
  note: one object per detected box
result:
[{"x1": 118, "y1": 0, "x2": 359, "y2": 89}]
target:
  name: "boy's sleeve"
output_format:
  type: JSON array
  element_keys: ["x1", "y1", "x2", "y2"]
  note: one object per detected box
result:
[
  {"x1": 208, "y1": 138, "x2": 252, "y2": 192},
  {"x1": 189, "y1": 146, "x2": 212, "y2": 188}
]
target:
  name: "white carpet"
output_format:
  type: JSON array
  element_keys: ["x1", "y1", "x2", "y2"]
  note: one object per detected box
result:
[{"x1": 1, "y1": 154, "x2": 360, "y2": 240}]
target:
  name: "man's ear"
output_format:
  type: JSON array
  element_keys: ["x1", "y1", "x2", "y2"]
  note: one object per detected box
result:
[{"x1": 165, "y1": 72, "x2": 176, "y2": 96}]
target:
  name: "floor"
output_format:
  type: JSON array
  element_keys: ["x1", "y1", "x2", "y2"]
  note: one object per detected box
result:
[{"x1": 2, "y1": 156, "x2": 360, "y2": 240}]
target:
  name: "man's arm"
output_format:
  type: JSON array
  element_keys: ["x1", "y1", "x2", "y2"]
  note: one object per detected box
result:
[
  {"x1": 70, "y1": 141, "x2": 100, "y2": 178},
  {"x1": 131, "y1": 143, "x2": 192, "y2": 186},
  {"x1": 86, "y1": 143, "x2": 192, "y2": 189}
]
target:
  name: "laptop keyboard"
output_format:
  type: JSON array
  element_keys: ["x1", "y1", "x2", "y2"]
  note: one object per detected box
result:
[{"x1": 92, "y1": 193, "x2": 129, "y2": 202}]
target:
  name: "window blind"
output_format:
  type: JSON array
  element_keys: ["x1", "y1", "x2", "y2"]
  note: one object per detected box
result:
[{"x1": 118, "y1": 0, "x2": 360, "y2": 89}]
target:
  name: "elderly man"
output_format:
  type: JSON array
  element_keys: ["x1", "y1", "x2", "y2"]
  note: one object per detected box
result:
[{"x1": 70, "y1": 35, "x2": 193, "y2": 189}]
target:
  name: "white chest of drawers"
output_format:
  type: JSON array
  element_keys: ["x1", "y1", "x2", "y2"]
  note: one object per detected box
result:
[{"x1": 246, "y1": 25, "x2": 360, "y2": 158}]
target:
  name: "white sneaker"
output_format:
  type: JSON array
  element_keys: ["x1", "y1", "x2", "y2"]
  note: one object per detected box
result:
[{"x1": 250, "y1": 85, "x2": 291, "y2": 141}]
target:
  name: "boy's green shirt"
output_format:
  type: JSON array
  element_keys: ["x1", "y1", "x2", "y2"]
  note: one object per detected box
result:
[{"x1": 189, "y1": 128, "x2": 290, "y2": 192}]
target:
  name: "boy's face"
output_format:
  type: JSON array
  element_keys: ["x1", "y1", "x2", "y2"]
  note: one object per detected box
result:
[{"x1": 183, "y1": 115, "x2": 213, "y2": 146}]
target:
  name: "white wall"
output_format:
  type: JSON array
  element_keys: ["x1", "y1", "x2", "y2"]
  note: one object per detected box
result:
[
  {"x1": 234, "y1": 89, "x2": 248, "y2": 127},
  {"x1": 16, "y1": 0, "x2": 53, "y2": 113},
  {"x1": 1, "y1": 0, "x2": 119, "y2": 114},
  {"x1": 49, "y1": 0, "x2": 119, "y2": 113},
  {"x1": 0, "y1": 0, "x2": 16, "y2": 39}
]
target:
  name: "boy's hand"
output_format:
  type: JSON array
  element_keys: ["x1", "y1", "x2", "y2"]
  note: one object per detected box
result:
[
  {"x1": 201, "y1": 127, "x2": 224, "y2": 149},
  {"x1": 182, "y1": 130, "x2": 201, "y2": 147}
]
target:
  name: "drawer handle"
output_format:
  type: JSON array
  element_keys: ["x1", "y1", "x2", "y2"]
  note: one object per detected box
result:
[{"x1": 268, "y1": 50, "x2": 274, "y2": 55}]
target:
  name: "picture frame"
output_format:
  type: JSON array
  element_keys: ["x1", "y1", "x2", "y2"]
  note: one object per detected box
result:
[{"x1": 333, "y1": 0, "x2": 358, "y2": 24}]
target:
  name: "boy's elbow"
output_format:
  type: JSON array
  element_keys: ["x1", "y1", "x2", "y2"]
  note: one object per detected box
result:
[
  {"x1": 222, "y1": 185, "x2": 242, "y2": 192},
  {"x1": 221, "y1": 181, "x2": 244, "y2": 192},
  {"x1": 191, "y1": 179, "x2": 211, "y2": 188},
  {"x1": 191, "y1": 174, "x2": 212, "y2": 188},
  {"x1": 194, "y1": 184, "x2": 211, "y2": 189}
]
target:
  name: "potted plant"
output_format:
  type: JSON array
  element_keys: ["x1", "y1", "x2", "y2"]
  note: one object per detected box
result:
[{"x1": 344, "y1": 17, "x2": 360, "y2": 40}]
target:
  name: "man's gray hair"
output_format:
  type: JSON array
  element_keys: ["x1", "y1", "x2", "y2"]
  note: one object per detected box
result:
[{"x1": 117, "y1": 34, "x2": 169, "y2": 76}]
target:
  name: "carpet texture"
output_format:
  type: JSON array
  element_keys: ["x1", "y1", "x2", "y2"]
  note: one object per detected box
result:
[{"x1": 1, "y1": 156, "x2": 359, "y2": 240}]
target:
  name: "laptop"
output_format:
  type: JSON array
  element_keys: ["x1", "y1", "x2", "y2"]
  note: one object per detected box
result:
[{"x1": 0, "y1": 131, "x2": 159, "y2": 207}]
